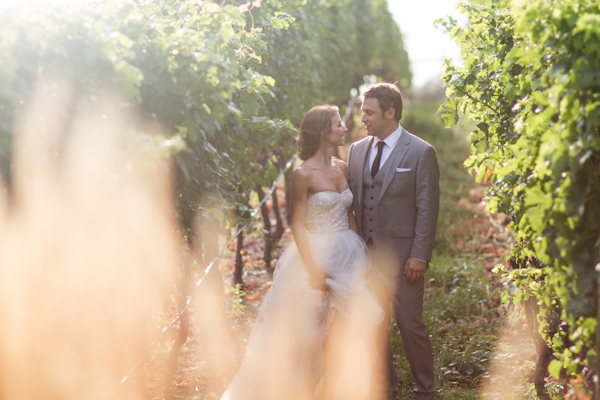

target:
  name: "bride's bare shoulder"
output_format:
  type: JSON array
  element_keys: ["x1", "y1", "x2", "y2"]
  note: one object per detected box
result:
[{"x1": 293, "y1": 163, "x2": 314, "y2": 181}]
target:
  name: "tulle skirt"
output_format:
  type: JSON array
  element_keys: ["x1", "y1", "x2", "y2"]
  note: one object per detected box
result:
[{"x1": 220, "y1": 228, "x2": 383, "y2": 400}]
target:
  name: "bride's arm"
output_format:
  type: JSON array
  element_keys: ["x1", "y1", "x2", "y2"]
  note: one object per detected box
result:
[{"x1": 291, "y1": 167, "x2": 328, "y2": 291}]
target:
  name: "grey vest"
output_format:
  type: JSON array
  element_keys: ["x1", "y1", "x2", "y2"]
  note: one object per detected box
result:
[{"x1": 361, "y1": 153, "x2": 385, "y2": 243}]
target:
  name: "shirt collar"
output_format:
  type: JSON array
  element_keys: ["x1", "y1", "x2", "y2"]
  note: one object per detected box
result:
[{"x1": 372, "y1": 124, "x2": 403, "y2": 149}]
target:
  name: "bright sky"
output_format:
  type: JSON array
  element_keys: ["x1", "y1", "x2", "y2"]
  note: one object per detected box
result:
[{"x1": 388, "y1": 0, "x2": 465, "y2": 88}]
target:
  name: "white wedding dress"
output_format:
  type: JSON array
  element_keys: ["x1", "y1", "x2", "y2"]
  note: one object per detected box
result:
[{"x1": 220, "y1": 188, "x2": 383, "y2": 400}]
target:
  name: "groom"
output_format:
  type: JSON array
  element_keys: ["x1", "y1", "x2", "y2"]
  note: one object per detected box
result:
[{"x1": 347, "y1": 83, "x2": 439, "y2": 400}]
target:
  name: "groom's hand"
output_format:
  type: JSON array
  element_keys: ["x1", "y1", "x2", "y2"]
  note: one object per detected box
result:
[{"x1": 405, "y1": 257, "x2": 427, "y2": 282}]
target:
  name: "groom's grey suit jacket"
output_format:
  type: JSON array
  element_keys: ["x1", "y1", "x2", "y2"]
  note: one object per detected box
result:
[{"x1": 348, "y1": 128, "x2": 440, "y2": 276}]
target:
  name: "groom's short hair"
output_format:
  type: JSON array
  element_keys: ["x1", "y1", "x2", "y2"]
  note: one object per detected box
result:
[{"x1": 360, "y1": 83, "x2": 403, "y2": 121}]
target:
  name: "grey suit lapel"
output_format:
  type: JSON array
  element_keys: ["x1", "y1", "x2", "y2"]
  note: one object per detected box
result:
[
  {"x1": 379, "y1": 129, "x2": 410, "y2": 201},
  {"x1": 353, "y1": 137, "x2": 373, "y2": 214}
]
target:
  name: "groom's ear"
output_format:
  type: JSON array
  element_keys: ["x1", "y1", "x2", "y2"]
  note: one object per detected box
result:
[{"x1": 384, "y1": 107, "x2": 395, "y2": 120}]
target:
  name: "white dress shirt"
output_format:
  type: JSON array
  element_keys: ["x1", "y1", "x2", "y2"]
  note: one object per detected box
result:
[{"x1": 368, "y1": 124, "x2": 403, "y2": 173}]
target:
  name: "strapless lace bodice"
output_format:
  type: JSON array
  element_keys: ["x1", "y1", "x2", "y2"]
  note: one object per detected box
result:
[{"x1": 305, "y1": 188, "x2": 352, "y2": 232}]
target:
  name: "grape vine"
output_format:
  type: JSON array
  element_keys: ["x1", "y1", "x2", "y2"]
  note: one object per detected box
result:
[
  {"x1": 0, "y1": 0, "x2": 408, "y2": 244},
  {"x1": 440, "y1": 0, "x2": 600, "y2": 393}
]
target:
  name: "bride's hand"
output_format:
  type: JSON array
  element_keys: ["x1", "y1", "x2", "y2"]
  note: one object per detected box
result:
[{"x1": 308, "y1": 268, "x2": 329, "y2": 291}]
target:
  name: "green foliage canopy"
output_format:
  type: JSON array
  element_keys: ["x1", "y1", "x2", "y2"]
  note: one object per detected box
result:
[{"x1": 0, "y1": 0, "x2": 410, "y2": 240}]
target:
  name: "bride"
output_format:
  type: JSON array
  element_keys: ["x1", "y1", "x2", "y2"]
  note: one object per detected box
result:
[{"x1": 220, "y1": 105, "x2": 383, "y2": 400}]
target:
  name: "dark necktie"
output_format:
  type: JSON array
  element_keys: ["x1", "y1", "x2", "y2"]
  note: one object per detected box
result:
[{"x1": 371, "y1": 141, "x2": 385, "y2": 178}]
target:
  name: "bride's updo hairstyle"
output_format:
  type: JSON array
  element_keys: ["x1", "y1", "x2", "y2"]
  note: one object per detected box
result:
[{"x1": 296, "y1": 105, "x2": 339, "y2": 161}]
